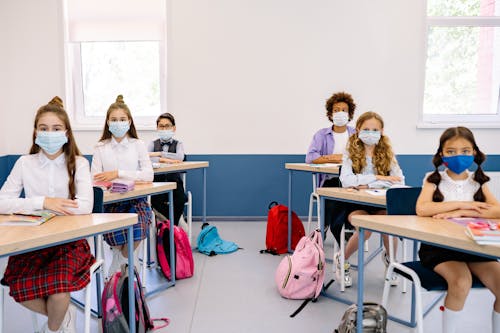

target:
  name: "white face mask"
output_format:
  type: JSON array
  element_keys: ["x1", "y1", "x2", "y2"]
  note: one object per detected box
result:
[
  {"x1": 332, "y1": 112, "x2": 349, "y2": 126},
  {"x1": 157, "y1": 130, "x2": 174, "y2": 141},
  {"x1": 358, "y1": 130, "x2": 381, "y2": 146}
]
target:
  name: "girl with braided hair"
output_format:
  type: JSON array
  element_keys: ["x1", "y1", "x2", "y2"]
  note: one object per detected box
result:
[{"x1": 416, "y1": 126, "x2": 500, "y2": 333}]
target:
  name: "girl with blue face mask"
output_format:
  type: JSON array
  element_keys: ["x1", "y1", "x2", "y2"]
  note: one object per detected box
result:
[
  {"x1": 336, "y1": 111, "x2": 405, "y2": 288},
  {"x1": 416, "y1": 127, "x2": 500, "y2": 333},
  {"x1": 0, "y1": 97, "x2": 94, "y2": 332},
  {"x1": 91, "y1": 94, "x2": 154, "y2": 278}
]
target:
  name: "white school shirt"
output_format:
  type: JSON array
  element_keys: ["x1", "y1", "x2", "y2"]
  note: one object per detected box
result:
[
  {"x1": 424, "y1": 170, "x2": 480, "y2": 201},
  {"x1": 332, "y1": 131, "x2": 349, "y2": 155},
  {"x1": 340, "y1": 155, "x2": 405, "y2": 188},
  {"x1": 0, "y1": 152, "x2": 93, "y2": 214},
  {"x1": 91, "y1": 136, "x2": 154, "y2": 181}
]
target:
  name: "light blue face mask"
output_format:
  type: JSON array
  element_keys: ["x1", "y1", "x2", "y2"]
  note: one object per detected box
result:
[
  {"x1": 358, "y1": 130, "x2": 381, "y2": 146},
  {"x1": 157, "y1": 130, "x2": 174, "y2": 141},
  {"x1": 108, "y1": 121, "x2": 130, "y2": 138},
  {"x1": 35, "y1": 131, "x2": 68, "y2": 155}
]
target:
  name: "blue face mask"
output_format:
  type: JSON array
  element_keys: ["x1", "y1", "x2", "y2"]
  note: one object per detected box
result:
[
  {"x1": 157, "y1": 130, "x2": 174, "y2": 141},
  {"x1": 108, "y1": 121, "x2": 130, "y2": 138},
  {"x1": 442, "y1": 155, "x2": 474, "y2": 174},
  {"x1": 358, "y1": 130, "x2": 381, "y2": 146},
  {"x1": 35, "y1": 131, "x2": 68, "y2": 155}
]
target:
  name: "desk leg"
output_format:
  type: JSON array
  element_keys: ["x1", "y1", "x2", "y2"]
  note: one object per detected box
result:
[
  {"x1": 169, "y1": 190, "x2": 176, "y2": 285},
  {"x1": 320, "y1": 197, "x2": 325, "y2": 239},
  {"x1": 203, "y1": 168, "x2": 207, "y2": 224},
  {"x1": 356, "y1": 227, "x2": 365, "y2": 333},
  {"x1": 287, "y1": 170, "x2": 293, "y2": 253},
  {"x1": 127, "y1": 225, "x2": 136, "y2": 333}
]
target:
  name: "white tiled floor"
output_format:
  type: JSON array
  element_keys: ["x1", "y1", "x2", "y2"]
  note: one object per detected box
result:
[{"x1": 1, "y1": 221, "x2": 496, "y2": 332}]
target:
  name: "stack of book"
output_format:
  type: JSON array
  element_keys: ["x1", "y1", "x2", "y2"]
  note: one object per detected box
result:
[{"x1": 462, "y1": 218, "x2": 500, "y2": 245}]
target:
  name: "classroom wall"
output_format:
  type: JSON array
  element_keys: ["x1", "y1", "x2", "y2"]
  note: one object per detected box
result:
[{"x1": 1, "y1": 0, "x2": 500, "y2": 217}]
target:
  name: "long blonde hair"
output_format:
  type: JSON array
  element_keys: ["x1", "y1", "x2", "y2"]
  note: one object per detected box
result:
[
  {"x1": 30, "y1": 96, "x2": 81, "y2": 199},
  {"x1": 346, "y1": 111, "x2": 396, "y2": 175}
]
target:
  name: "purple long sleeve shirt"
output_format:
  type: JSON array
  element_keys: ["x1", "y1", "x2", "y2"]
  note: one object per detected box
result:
[{"x1": 305, "y1": 126, "x2": 356, "y2": 186}]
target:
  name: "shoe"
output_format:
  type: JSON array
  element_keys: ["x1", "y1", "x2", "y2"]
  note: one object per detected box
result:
[
  {"x1": 107, "y1": 247, "x2": 124, "y2": 280},
  {"x1": 381, "y1": 250, "x2": 399, "y2": 286},
  {"x1": 178, "y1": 215, "x2": 189, "y2": 233},
  {"x1": 334, "y1": 252, "x2": 352, "y2": 288},
  {"x1": 60, "y1": 304, "x2": 77, "y2": 333}
]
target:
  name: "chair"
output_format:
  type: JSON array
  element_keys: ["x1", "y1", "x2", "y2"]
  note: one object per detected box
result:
[
  {"x1": 306, "y1": 174, "x2": 321, "y2": 233},
  {"x1": 381, "y1": 187, "x2": 485, "y2": 333},
  {"x1": 181, "y1": 172, "x2": 193, "y2": 244}
]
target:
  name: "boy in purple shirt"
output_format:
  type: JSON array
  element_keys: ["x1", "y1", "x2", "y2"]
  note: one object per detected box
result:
[{"x1": 306, "y1": 91, "x2": 356, "y2": 244}]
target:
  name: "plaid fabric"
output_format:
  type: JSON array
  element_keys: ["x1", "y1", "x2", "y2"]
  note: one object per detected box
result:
[
  {"x1": 103, "y1": 198, "x2": 152, "y2": 246},
  {"x1": 3, "y1": 240, "x2": 95, "y2": 302}
]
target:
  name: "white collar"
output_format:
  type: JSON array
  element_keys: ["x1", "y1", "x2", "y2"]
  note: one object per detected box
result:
[{"x1": 38, "y1": 151, "x2": 66, "y2": 168}]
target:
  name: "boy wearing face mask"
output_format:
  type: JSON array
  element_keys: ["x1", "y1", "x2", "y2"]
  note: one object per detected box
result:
[
  {"x1": 306, "y1": 92, "x2": 357, "y2": 247},
  {"x1": 148, "y1": 113, "x2": 187, "y2": 226},
  {"x1": 336, "y1": 111, "x2": 405, "y2": 288}
]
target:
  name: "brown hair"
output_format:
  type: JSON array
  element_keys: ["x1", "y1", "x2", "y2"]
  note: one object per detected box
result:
[
  {"x1": 346, "y1": 111, "x2": 397, "y2": 176},
  {"x1": 99, "y1": 95, "x2": 139, "y2": 141},
  {"x1": 426, "y1": 127, "x2": 489, "y2": 202},
  {"x1": 325, "y1": 91, "x2": 356, "y2": 122},
  {"x1": 156, "y1": 113, "x2": 176, "y2": 126},
  {"x1": 30, "y1": 96, "x2": 81, "y2": 200}
]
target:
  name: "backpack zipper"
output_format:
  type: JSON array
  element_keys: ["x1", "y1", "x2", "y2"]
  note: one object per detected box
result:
[{"x1": 282, "y1": 256, "x2": 292, "y2": 288}]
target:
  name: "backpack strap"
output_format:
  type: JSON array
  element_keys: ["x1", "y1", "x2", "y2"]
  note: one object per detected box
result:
[
  {"x1": 289, "y1": 278, "x2": 334, "y2": 318},
  {"x1": 268, "y1": 201, "x2": 279, "y2": 210},
  {"x1": 149, "y1": 318, "x2": 170, "y2": 330}
]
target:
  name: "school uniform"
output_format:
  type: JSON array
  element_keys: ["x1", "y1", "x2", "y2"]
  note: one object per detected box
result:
[
  {"x1": 332, "y1": 155, "x2": 406, "y2": 244},
  {"x1": 91, "y1": 136, "x2": 154, "y2": 245},
  {"x1": 419, "y1": 170, "x2": 493, "y2": 269},
  {"x1": 0, "y1": 152, "x2": 95, "y2": 302},
  {"x1": 147, "y1": 138, "x2": 187, "y2": 225},
  {"x1": 306, "y1": 126, "x2": 356, "y2": 242}
]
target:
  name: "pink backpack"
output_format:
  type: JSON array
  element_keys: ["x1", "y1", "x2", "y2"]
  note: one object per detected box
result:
[
  {"x1": 275, "y1": 230, "x2": 331, "y2": 317},
  {"x1": 156, "y1": 219, "x2": 194, "y2": 280}
]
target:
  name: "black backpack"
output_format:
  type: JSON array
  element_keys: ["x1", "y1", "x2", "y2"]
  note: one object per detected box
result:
[{"x1": 334, "y1": 302, "x2": 387, "y2": 333}]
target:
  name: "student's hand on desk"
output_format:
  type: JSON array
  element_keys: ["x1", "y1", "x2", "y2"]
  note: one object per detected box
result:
[
  {"x1": 94, "y1": 171, "x2": 118, "y2": 182},
  {"x1": 159, "y1": 157, "x2": 181, "y2": 164},
  {"x1": 458, "y1": 201, "x2": 491, "y2": 213},
  {"x1": 375, "y1": 175, "x2": 402, "y2": 183},
  {"x1": 149, "y1": 152, "x2": 162, "y2": 157},
  {"x1": 43, "y1": 197, "x2": 78, "y2": 215},
  {"x1": 432, "y1": 209, "x2": 477, "y2": 219}
]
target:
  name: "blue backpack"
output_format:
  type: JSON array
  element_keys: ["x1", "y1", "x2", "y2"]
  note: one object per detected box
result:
[{"x1": 197, "y1": 223, "x2": 239, "y2": 256}]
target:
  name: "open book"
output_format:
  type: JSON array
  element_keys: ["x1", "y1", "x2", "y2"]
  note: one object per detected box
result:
[{"x1": 1, "y1": 210, "x2": 57, "y2": 226}]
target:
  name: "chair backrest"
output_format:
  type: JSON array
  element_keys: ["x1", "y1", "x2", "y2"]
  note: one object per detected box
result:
[
  {"x1": 92, "y1": 187, "x2": 104, "y2": 213},
  {"x1": 386, "y1": 187, "x2": 421, "y2": 216}
]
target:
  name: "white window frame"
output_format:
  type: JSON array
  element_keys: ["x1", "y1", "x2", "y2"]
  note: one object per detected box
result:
[
  {"x1": 60, "y1": 1, "x2": 167, "y2": 131},
  {"x1": 419, "y1": 12, "x2": 500, "y2": 128}
]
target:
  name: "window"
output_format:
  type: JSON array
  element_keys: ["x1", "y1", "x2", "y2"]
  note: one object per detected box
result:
[
  {"x1": 422, "y1": 0, "x2": 500, "y2": 127},
  {"x1": 62, "y1": 0, "x2": 166, "y2": 129}
]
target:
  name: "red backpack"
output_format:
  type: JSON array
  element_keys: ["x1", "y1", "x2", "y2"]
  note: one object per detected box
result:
[
  {"x1": 262, "y1": 201, "x2": 305, "y2": 255},
  {"x1": 156, "y1": 219, "x2": 194, "y2": 280}
]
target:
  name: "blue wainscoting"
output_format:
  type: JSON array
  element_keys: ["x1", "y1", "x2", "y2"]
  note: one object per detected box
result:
[{"x1": 1, "y1": 154, "x2": 500, "y2": 218}]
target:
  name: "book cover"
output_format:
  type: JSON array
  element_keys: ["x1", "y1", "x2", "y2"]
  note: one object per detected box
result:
[{"x1": 1, "y1": 210, "x2": 57, "y2": 226}]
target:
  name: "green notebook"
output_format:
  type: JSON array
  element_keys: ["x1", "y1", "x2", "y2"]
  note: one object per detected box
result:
[{"x1": 2, "y1": 210, "x2": 57, "y2": 226}]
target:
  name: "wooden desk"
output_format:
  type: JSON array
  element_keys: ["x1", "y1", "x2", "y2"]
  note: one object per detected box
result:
[
  {"x1": 103, "y1": 182, "x2": 177, "y2": 205},
  {"x1": 351, "y1": 215, "x2": 500, "y2": 333},
  {"x1": 101, "y1": 182, "x2": 177, "y2": 297},
  {"x1": 317, "y1": 187, "x2": 386, "y2": 208},
  {"x1": 0, "y1": 213, "x2": 139, "y2": 333},
  {"x1": 284, "y1": 163, "x2": 341, "y2": 252},
  {"x1": 153, "y1": 161, "x2": 209, "y2": 224}
]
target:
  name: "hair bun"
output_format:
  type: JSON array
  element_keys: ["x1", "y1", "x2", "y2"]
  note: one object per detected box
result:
[
  {"x1": 116, "y1": 95, "x2": 124, "y2": 103},
  {"x1": 48, "y1": 96, "x2": 64, "y2": 108}
]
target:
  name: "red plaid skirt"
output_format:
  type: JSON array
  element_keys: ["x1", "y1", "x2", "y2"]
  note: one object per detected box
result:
[{"x1": 3, "y1": 239, "x2": 95, "y2": 302}]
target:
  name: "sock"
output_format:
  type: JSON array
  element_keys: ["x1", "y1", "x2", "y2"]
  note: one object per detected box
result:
[
  {"x1": 493, "y1": 310, "x2": 500, "y2": 333},
  {"x1": 442, "y1": 307, "x2": 461, "y2": 333}
]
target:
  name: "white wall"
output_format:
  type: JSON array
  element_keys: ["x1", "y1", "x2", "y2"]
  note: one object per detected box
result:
[{"x1": 1, "y1": 0, "x2": 500, "y2": 156}]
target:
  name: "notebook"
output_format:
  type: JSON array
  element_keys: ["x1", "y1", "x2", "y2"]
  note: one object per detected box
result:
[{"x1": 1, "y1": 210, "x2": 57, "y2": 226}]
